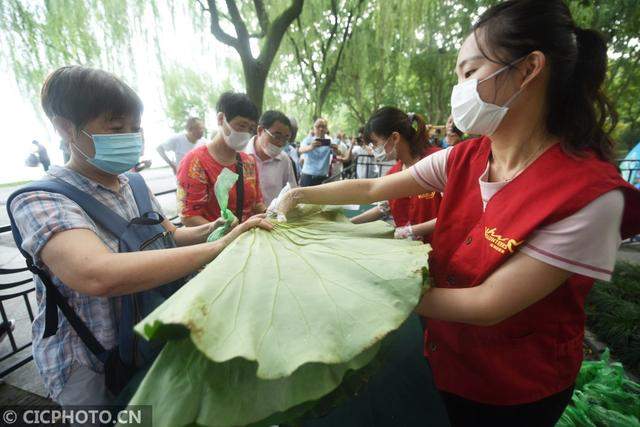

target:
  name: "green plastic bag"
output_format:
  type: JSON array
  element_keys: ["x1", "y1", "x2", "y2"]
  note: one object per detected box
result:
[
  {"x1": 557, "y1": 349, "x2": 640, "y2": 427},
  {"x1": 207, "y1": 168, "x2": 239, "y2": 242}
]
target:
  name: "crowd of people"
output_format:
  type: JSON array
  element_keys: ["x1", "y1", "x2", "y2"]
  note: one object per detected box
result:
[{"x1": 6, "y1": 1, "x2": 640, "y2": 426}]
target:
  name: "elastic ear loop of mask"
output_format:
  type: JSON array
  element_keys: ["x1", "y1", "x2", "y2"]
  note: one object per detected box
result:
[{"x1": 478, "y1": 55, "x2": 528, "y2": 107}]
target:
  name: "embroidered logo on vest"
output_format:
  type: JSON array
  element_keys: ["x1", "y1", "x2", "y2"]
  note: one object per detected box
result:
[
  {"x1": 418, "y1": 192, "x2": 436, "y2": 200},
  {"x1": 484, "y1": 227, "x2": 523, "y2": 254}
]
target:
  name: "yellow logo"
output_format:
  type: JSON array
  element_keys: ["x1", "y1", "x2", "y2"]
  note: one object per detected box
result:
[
  {"x1": 484, "y1": 227, "x2": 524, "y2": 254},
  {"x1": 418, "y1": 192, "x2": 436, "y2": 200}
]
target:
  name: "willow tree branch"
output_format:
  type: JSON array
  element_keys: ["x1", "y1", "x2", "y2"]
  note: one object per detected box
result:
[
  {"x1": 287, "y1": 33, "x2": 313, "y2": 95},
  {"x1": 225, "y1": 0, "x2": 250, "y2": 45},
  {"x1": 317, "y1": 0, "x2": 364, "y2": 109},
  {"x1": 257, "y1": 0, "x2": 304, "y2": 66},
  {"x1": 253, "y1": 0, "x2": 269, "y2": 37},
  {"x1": 196, "y1": 0, "x2": 209, "y2": 12},
  {"x1": 206, "y1": 0, "x2": 239, "y2": 49}
]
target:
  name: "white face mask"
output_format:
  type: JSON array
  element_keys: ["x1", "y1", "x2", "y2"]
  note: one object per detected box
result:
[
  {"x1": 222, "y1": 116, "x2": 252, "y2": 151},
  {"x1": 373, "y1": 137, "x2": 397, "y2": 162},
  {"x1": 451, "y1": 58, "x2": 525, "y2": 136},
  {"x1": 263, "y1": 140, "x2": 284, "y2": 158}
]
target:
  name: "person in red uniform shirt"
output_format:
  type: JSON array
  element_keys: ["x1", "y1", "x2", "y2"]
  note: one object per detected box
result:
[
  {"x1": 177, "y1": 92, "x2": 266, "y2": 226},
  {"x1": 275, "y1": 1, "x2": 640, "y2": 425},
  {"x1": 350, "y1": 107, "x2": 441, "y2": 242}
]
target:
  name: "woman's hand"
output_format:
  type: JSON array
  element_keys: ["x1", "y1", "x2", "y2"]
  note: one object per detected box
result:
[
  {"x1": 210, "y1": 217, "x2": 227, "y2": 232},
  {"x1": 275, "y1": 188, "x2": 303, "y2": 221},
  {"x1": 242, "y1": 214, "x2": 273, "y2": 231},
  {"x1": 394, "y1": 224, "x2": 416, "y2": 240}
]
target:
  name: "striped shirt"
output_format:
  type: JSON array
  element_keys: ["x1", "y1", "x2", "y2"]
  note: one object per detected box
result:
[{"x1": 9, "y1": 166, "x2": 163, "y2": 399}]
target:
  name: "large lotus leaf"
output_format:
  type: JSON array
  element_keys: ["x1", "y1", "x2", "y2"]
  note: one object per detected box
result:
[
  {"x1": 127, "y1": 336, "x2": 380, "y2": 427},
  {"x1": 137, "y1": 205, "x2": 428, "y2": 380}
]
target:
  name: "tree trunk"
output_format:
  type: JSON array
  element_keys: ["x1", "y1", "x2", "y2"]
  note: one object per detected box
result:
[
  {"x1": 243, "y1": 59, "x2": 268, "y2": 113},
  {"x1": 205, "y1": 0, "x2": 304, "y2": 113}
]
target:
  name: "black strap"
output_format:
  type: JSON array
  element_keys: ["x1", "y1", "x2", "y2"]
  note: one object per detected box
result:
[
  {"x1": 235, "y1": 153, "x2": 244, "y2": 222},
  {"x1": 30, "y1": 262, "x2": 108, "y2": 361}
]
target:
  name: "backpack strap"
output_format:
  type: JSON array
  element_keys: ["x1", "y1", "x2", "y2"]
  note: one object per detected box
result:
[
  {"x1": 125, "y1": 172, "x2": 153, "y2": 215},
  {"x1": 5, "y1": 178, "x2": 131, "y2": 356},
  {"x1": 235, "y1": 153, "x2": 244, "y2": 222}
]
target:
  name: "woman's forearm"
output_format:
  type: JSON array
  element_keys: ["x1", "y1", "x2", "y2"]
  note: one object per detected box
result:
[
  {"x1": 416, "y1": 286, "x2": 493, "y2": 326},
  {"x1": 181, "y1": 215, "x2": 210, "y2": 227},
  {"x1": 292, "y1": 169, "x2": 428, "y2": 207},
  {"x1": 99, "y1": 235, "x2": 236, "y2": 296},
  {"x1": 173, "y1": 222, "x2": 215, "y2": 246},
  {"x1": 411, "y1": 219, "x2": 437, "y2": 238},
  {"x1": 416, "y1": 252, "x2": 571, "y2": 326},
  {"x1": 351, "y1": 206, "x2": 384, "y2": 224},
  {"x1": 294, "y1": 179, "x2": 380, "y2": 205}
]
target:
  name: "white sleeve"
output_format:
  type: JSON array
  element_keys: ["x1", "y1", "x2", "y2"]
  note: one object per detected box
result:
[
  {"x1": 520, "y1": 189, "x2": 624, "y2": 282},
  {"x1": 285, "y1": 157, "x2": 298, "y2": 188},
  {"x1": 160, "y1": 135, "x2": 177, "y2": 151},
  {"x1": 408, "y1": 147, "x2": 451, "y2": 193}
]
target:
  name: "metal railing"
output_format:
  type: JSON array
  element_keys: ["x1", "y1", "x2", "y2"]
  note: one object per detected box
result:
[
  {"x1": 619, "y1": 158, "x2": 640, "y2": 185},
  {"x1": 323, "y1": 155, "x2": 395, "y2": 183}
]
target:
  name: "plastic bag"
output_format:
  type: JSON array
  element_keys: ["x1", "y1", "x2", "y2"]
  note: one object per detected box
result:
[
  {"x1": 557, "y1": 349, "x2": 640, "y2": 427},
  {"x1": 25, "y1": 153, "x2": 39, "y2": 167},
  {"x1": 207, "y1": 168, "x2": 239, "y2": 242}
]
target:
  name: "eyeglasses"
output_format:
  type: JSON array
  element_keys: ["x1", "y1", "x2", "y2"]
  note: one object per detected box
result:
[{"x1": 264, "y1": 128, "x2": 291, "y2": 143}]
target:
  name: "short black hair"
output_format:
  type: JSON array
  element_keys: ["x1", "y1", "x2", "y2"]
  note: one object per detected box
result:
[
  {"x1": 186, "y1": 117, "x2": 203, "y2": 130},
  {"x1": 216, "y1": 92, "x2": 259, "y2": 122},
  {"x1": 259, "y1": 110, "x2": 291, "y2": 130},
  {"x1": 41, "y1": 66, "x2": 143, "y2": 128}
]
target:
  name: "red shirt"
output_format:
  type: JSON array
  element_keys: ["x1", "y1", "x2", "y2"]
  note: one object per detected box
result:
[
  {"x1": 177, "y1": 145, "x2": 263, "y2": 222},
  {"x1": 426, "y1": 137, "x2": 640, "y2": 405},
  {"x1": 387, "y1": 147, "x2": 442, "y2": 242}
]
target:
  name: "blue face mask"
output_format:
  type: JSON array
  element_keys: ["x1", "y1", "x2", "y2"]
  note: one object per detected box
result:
[{"x1": 76, "y1": 130, "x2": 144, "y2": 175}]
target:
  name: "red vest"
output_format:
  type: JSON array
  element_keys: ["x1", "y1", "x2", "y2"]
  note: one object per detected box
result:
[
  {"x1": 426, "y1": 137, "x2": 640, "y2": 405},
  {"x1": 388, "y1": 147, "x2": 442, "y2": 243}
]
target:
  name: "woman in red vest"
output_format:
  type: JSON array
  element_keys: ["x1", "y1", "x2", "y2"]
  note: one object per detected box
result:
[
  {"x1": 350, "y1": 107, "x2": 441, "y2": 243},
  {"x1": 276, "y1": 1, "x2": 640, "y2": 425}
]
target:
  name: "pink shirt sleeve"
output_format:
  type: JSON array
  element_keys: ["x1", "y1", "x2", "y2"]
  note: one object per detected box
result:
[
  {"x1": 409, "y1": 147, "x2": 451, "y2": 193},
  {"x1": 520, "y1": 189, "x2": 624, "y2": 282}
]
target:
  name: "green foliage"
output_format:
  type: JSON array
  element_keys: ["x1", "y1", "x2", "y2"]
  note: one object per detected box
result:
[
  {"x1": 568, "y1": 0, "x2": 640, "y2": 152},
  {"x1": 558, "y1": 349, "x2": 640, "y2": 427},
  {"x1": 586, "y1": 262, "x2": 640, "y2": 374},
  {"x1": 160, "y1": 63, "x2": 221, "y2": 132},
  {"x1": 281, "y1": 0, "x2": 367, "y2": 120},
  {"x1": 0, "y1": 0, "x2": 146, "y2": 102},
  {"x1": 1, "y1": 0, "x2": 640, "y2": 150}
]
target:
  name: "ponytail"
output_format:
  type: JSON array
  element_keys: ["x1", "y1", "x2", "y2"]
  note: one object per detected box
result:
[
  {"x1": 549, "y1": 28, "x2": 616, "y2": 161},
  {"x1": 364, "y1": 107, "x2": 429, "y2": 158},
  {"x1": 411, "y1": 113, "x2": 429, "y2": 153}
]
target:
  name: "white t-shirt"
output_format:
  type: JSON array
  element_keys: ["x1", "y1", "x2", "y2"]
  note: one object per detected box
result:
[
  {"x1": 160, "y1": 134, "x2": 206, "y2": 167},
  {"x1": 352, "y1": 145, "x2": 377, "y2": 179},
  {"x1": 409, "y1": 147, "x2": 624, "y2": 281}
]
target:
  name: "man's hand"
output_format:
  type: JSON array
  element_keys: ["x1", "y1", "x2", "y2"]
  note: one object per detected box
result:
[{"x1": 235, "y1": 214, "x2": 273, "y2": 234}]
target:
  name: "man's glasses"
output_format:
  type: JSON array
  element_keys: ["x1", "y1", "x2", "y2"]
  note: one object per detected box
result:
[{"x1": 265, "y1": 128, "x2": 291, "y2": 143}]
